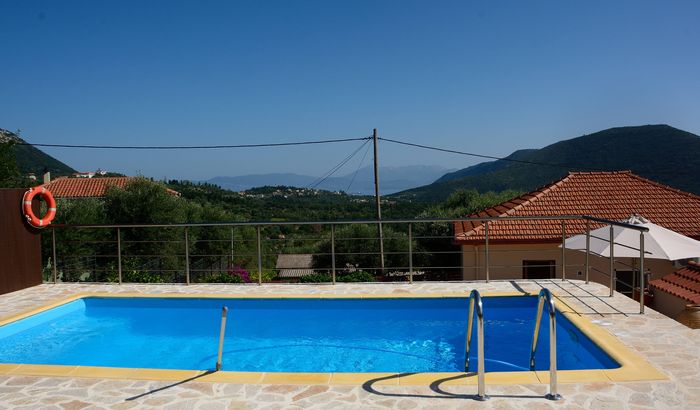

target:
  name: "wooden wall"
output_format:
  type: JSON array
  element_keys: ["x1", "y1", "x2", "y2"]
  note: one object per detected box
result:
[{"x1": 0, "y1": 189, "x2": 42, "y2": 295}]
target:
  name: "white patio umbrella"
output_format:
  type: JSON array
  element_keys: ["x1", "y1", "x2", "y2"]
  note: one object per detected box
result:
[{"x1": 563, "y1": 214, "x2": 700, "y2": 260}]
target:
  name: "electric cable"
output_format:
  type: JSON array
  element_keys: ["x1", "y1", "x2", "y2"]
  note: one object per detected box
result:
[
  {"x1": 308, "y1": 139, "x2": 371, "y2": 190},
  {"x1": 17, "y1": 137, "x2": 371, "y2": 150},
  {"x1": 345, "y1": 139, "x2": 372, "y2": 193},
  {"x1": 378, "y1": 137, "x2": 602, "y2": 171}
]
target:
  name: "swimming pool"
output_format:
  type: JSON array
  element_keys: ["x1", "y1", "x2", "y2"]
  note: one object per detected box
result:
[{"x1": 0, "y1": 295, "x2": 618, "y2": 373}]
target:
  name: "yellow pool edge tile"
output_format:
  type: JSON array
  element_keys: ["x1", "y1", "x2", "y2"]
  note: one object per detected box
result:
[
  {"x1": 398, "y1": 372, "x2": 470, "y2": 386},
  {"x1": 262, "y1": 372, "x2": 331, "y2": 385},
  {"x1": 486, "y1": 371, "x2": 540, "y2": 385},
  {"x1": 129, "y1": 368, "x2": 206, "y2": 381},
  {"x1": 12, "y1": 364, "x2": 78, "y2": 377},
  {"x1": 197, "y1": 371, "x2": 265, "y2": 384},
  {"x1": 72, "y1": 366, "x2": 139, "y2": 379},
  {"x1": 330, "y1": 372, "x2": 400, "y2": 385},
  {"x1": 535, "y1": 369, "x2": 610, "y2": 384},
  {"x1": 0, "y1": 364, "x2": 21, "y2": 374},
  {"x1": 0, "y1": 293, "x2": 90, "y2": 326}
]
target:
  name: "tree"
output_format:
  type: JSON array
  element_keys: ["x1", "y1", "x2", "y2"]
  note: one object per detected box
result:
[
  {"x1": 0, "y1": 141, "x2": 21, "y2": 188},
  {"x1": 103, "y1": 178, "x2": 196, "y2": 282},
  {"x1": 312, "y1": 224, "x2": 411, "y2": 276}
]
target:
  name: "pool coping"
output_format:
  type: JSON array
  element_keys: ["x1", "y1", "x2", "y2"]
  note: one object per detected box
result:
[{"x1": 0, "y1": 291, "x2": 667, "y2": 386}]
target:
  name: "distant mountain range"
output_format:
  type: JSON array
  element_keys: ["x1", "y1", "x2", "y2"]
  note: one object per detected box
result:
[
  {"x1": 1, "y1": 129, "x2": 76, "y2": 177},
  {"x1": 207, "y1": 165, "x2": 452, "y2": 195},
  {"x1": 393, "y1": 124, "x2": 700, "y2": 201}
]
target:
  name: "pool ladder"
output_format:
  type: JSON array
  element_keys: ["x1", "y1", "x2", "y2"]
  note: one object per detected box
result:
[
  {"x1": 530, "y1": 288, "x2": 562, "y2": 400},
  {"x1": 465, "y1": 289, "x2": 488, "y2": 401},
  {"x1": 216, "y1": 306, "x2": 228, "y2": 371},
  {"x1": 465, "y1": 288, "x2": 562, "y2": 402}
]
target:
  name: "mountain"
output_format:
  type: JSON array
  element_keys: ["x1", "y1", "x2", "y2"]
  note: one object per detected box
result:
[
  {"x1": 433, "y1": 149, "x2": 537, "y2": 183},
  {"x1": 0, "y1": 128, "x2": 76, "y2": 177},
  {"x1": 207, "y1": 165, "x2": 452, "y2": 195},
  {"x1": 393, "y1": 125, "x2": 700, "y2": 201}
]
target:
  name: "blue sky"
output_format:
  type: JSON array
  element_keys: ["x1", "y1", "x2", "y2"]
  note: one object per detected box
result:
[{"x1": 2, "y1": 0, "x2": 699, "y2": 180}]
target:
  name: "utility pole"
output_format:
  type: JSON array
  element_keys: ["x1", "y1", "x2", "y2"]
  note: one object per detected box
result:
[{"x1": 373, "y1": 128, "x2": 385, "y2": 273}]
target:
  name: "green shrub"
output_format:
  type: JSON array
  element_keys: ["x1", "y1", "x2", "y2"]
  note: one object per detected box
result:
[
  {"x1": 338, "y1": 270, "x2": 375, "y2": 282},
  {"x1": 121, "y1": 269, "x2": 167, "y2": 283},
  {"x1": 300, "y1": 273, "x2": 332, "y2": 283},
  {"x1": 204, "y1": 272, "x2": 245, "y2": 283}
]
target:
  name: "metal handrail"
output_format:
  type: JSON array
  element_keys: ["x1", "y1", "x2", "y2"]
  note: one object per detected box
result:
[
  {"x1": 465, "y1": 289, "x2": 488, "y2": 401},
  {"x1": 46, "y1": 215, "x2": 649, "y2": 310},
  {"x1": 529, "y1": 288, "x2": 562, "y2": 401},
  {"x1": 216, "y1": 306, "x2": 228, "y2": 371},
  {"x1": 44, "y1": 214, "x2": 652, "y2": 230}
]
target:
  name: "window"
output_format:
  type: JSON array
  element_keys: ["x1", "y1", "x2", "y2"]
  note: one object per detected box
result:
[{"x1": 522, "y1": 260, "x2": 555, "y2": 279}]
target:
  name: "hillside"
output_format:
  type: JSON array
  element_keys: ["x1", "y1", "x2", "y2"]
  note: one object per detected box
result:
[
  {"x1": 208, "y1": 165, "x2": 451, "y2": 195},
  {"x1": 0, "y1": 128, "x2": 76, "y2": 177},
  {"x1": 166, "y1": 180, "x2": 427, "y2": 221},
  {"x1": 394, "y1": 125, "x2": 700, "y2": 201}
]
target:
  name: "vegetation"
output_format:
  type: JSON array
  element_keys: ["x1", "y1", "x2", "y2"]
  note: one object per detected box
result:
[
  {"x1": 39, "y1": 178, "x2": 517, "y2": 283},
  {"x1": 393, "y1": 125, "x2": 700, "y2": 201},
  {"x1": 0, "y1": 141, "x2": 22, "y2": 187},
  {"x1": 299, "y1": 270, "x2": 376, "y2": 283}
]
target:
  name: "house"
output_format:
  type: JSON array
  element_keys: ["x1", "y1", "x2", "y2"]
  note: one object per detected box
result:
[
  {"x1": 649, "y1": 262, "x2": 700, "y2": 323},
  {"x1": 42, "y1": 176, "x2": 180, "y2": 198},
  {"x1": 275, "y1": 254, "x2": 314, "y2": 279},
  {"x1": 454, "y1": 171, "x2": 700, "y2": 293}
]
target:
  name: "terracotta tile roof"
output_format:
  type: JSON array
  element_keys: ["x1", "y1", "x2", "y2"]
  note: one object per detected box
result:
[
  {"x1": 455, "y1": 171, "x2": 700, "y2": 243},
  {"x1": 42, "y1": 177, "x2": 180, "y2": 198},
  {"x1": 649, "y1": 261, "x2": 700, "y2": 304}
]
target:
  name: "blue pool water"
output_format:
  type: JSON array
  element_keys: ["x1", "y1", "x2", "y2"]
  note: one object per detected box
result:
[{"x1": 0, "y1": 296, "x2": 618, "y2": 372}]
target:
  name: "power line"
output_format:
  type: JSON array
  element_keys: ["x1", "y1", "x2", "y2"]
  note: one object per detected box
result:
[
  {"x1": 345, "y1": 139, "x2": 372, "y2": 192},
  {"x1": 378, "y1": 137, "x2": 602, "y2": 171},
  {"x1": 17, "y1": 137, "x2": 371, "y2": 150},
  {"x1": 309, "y1": 139, "x2": 371, "y2": 190}
]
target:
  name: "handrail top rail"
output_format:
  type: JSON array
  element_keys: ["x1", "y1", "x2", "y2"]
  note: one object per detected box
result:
[
  {"x1": 44, "y1": 214, "x2": 649, "y2": 231},
  {"x1": 469, "y1": 289, "x2": 484, "y2": 319},
  {"x1": 537, "y1": 288, "x2": 556, "y2": 317}
]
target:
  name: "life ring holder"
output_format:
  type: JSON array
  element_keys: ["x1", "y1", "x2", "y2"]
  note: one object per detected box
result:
[{"x1": 22, "y1": 186, "x2": 57, "y2": 228}]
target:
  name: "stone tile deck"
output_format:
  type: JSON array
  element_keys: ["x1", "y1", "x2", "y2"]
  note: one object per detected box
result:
[{"x1": 0, "y1": 280, "x2": 698, "y2": 409}]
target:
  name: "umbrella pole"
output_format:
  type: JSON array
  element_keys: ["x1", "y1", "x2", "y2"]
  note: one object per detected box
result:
[
  {"x1": 585, "y1": 220, "x2": 590, "y2": 284},
  {"x1": 609, "y1": 226, "x2": 615, "y2": 297},
  {"x1": 639, "y1": 232, "x2": 645, "y2": 314},
  {"x1": 561, "y1": 221, "x2": 566, "y2": 281}
]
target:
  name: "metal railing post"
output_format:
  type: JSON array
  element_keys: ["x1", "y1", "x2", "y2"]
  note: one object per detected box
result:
[
  {"x1": 484, "y1": 222, "x2": 490, "y2": 283},
  {"x1": 408, "y1": 223, "x2": 413, "y2": 284},
  {"x1": 561, "y1": 221, "x2": 566, "y2": 281},
  {"x1": 230, "y1": 227, "x2": 234, "y2": 265},
  {"x1": 184, "y1": 227, "x2": 190, "y2": 285},
  {"x1": 585, "y1": 220, "x2": 590, "y2": 284},
  {"x1": 256, "y1": 226, "x2": 263, "y2": 285},
  {"x1": 530, "y1": 288, "x2": 562, "y2": 401},
  {"x1": 609, "y1": 225, "x2": 615, "y2": 297},
  {"x1": 331, "y1": 225, "x2": 336, "y2": 285},
  {"x1": 216, "y1": 306, "x2": 228, "y2": 371},
  {"x1": 51, "y1": 229, "x2": 57, "y2": 284},
  {"x1": 639, "y1": 232, "x2": 645, "y2": 314},
  {"x1": 117, "y1": 227, "x2": 122, "y2": 284},
  {"x1": 465, "y1": 289, "x2": 488, "y2": 401}
]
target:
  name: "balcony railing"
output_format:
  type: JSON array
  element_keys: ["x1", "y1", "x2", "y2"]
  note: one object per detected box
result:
[{"x1": 41, "y1": 215, "x2": 650, "y2": 313}]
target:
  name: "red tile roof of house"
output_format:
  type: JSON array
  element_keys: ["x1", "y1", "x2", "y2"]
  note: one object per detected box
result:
[
  {"x1": 649, "y1": 261, "x2": 700, "y2": 304},
  {"x1": 42, "y1": 177, "x2": 180, "y2": 198},
  {"x1": 455, "y1": 171, "x2": 700, "y2": 244}
]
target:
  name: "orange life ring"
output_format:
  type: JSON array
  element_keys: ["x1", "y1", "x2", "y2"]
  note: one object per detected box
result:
[{"x1": 22, "y1": 186, "x2": 57, "y2": 228}]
